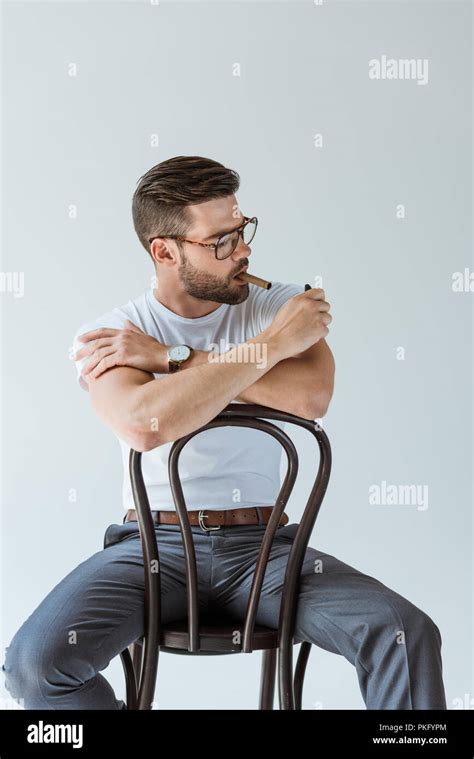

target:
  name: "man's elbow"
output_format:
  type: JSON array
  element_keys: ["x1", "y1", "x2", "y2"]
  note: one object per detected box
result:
[
  {"x1": 127, "y1": 397, "x2": 170, "y2": 452},
  {"x1": 144, "y1": 435, "x2": 172, "y2": 452},
  {"x1": 132, "y1": 411, "x2": 176, "y2": 451},
  {"x1": 299, "y1": 391, "x2": 332, "y2": 421},
  {"x1": 127, "y1": 429, "x2": 166, "y2": 452},
  {"x1": 130, "y1": 433, "x2": 155, "y2": 453},
  {"x1": 128, "y1": 420, "x2": 172, "y2": 451}
]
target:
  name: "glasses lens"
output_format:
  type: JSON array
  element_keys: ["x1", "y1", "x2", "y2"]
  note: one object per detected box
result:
[
  {"x1": 215, "y1": 219, "x2": 257, "y2": 259},
  {"x1": 216, "y1": 231, "x2": 238, "y2": 260},
  {"x1": 242, "y1": 218, "x2": 257, "y2": 245}
]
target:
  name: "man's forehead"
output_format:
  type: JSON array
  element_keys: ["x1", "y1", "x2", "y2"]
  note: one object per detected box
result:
[{"x1": 187, "y1": 199, "x2": 244, "y2": 238}]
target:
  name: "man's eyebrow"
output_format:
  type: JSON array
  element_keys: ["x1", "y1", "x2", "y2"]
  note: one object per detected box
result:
[{"x1": 201, "y1": 218, "x2": 246, "y2": 242}]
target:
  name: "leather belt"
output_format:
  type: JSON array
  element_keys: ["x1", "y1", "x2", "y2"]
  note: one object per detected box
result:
[{"x1": 124, "y1": 506, "x2": 289, "y2": 531}]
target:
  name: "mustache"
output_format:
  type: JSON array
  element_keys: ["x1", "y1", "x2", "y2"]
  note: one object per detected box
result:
[{"x1": 231, "y1": 262, "x2": 249, "y2": 277}]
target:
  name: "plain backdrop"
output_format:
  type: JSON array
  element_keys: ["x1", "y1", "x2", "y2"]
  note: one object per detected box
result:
[{"x1": 1, "y1": 0, "x2": 472, "y2": 710}]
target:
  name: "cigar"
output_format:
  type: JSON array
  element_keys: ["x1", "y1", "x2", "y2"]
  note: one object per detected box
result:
[{"x1": 239, "y1": 272, "x2": 272, "y2": 289}]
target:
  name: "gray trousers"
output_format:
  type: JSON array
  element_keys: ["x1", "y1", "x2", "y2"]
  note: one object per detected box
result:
[{"x1": 2, "y1": 520, "x2": 447, "y2": 710}]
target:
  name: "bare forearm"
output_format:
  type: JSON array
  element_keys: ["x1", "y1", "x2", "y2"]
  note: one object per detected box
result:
[
  {"x1": 135, "y1": 340, "x2": 307, "y2": 413},
  {"x1": 184, "y1": 347, "x2": 320, "y2": 417},
  {"x1": 132, "y1": 332, "x2": 282, "y2": 450},
  {"x1": 235, "y1": 357, "x2": 318, "y2": 418},
  {"x1": 136, "y1": 338, "x2": 332, "y2": 421},
  {"x1": 236, "y1": 339, "x2": 335, "y2": 418}
]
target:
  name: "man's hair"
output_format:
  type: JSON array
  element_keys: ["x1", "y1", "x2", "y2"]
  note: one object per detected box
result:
[{"x1": 132, "y1": 156, "x2": 240, "y2": 260}]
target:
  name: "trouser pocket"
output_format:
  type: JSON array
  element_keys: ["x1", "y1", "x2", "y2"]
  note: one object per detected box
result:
[{"x1": 103, "y1": 521, "x2": 139, "y2": 549}]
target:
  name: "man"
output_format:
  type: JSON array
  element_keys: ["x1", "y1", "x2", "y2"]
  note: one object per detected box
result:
[{"x1": 2, "y1": 156, "x2": 446, "y2": 710}]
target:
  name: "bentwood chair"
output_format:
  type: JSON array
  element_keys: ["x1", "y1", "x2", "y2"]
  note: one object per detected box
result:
[{"x1": 107, "y1": 402, "x2": 331, "y2": 710}]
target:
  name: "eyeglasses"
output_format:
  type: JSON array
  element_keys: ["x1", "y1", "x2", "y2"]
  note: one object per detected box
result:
[{"x1": 148, "y1": 216, "x2": 258, "y2": 260}]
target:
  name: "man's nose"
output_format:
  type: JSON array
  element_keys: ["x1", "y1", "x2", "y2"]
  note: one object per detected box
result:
[{"x1": 232, "y1": 236, "x2": 251, "y2": 260}]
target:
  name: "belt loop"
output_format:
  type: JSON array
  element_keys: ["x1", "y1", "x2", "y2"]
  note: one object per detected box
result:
[{"x1": 255, "y1": 507, "x2": 263, "y2": 525}]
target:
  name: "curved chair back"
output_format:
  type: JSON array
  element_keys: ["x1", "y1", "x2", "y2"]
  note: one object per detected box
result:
[{"x1": 128, "y1": 402, "x2": 332, "y2": 709}]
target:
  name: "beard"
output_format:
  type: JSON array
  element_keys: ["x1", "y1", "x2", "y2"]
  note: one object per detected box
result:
[{"x1": 177, "y1": 250, "x2": 249, "y2": 305}]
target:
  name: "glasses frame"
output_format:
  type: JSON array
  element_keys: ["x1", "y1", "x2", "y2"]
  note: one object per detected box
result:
[{"x1": 148, "y1": 216, "x2": 258, "y2": 260}]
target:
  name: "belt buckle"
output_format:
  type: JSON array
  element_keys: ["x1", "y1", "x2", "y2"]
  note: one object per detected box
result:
[{"x1": 198, "y1": 509, "x2": 221, "y2": 532}]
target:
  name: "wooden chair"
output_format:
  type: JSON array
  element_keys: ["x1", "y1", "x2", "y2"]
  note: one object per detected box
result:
[{"x1": 111, "y1": 402, "x2": 331, "y2": 710}]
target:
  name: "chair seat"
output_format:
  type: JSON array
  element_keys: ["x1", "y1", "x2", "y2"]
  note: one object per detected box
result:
[{"x1": 134, "y1": 616, "x2": 279, "y2": 654}]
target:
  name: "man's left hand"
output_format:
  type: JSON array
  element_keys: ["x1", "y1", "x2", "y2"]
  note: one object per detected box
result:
[{"x1": 74, "y1": 320, "x2": 169, "y2": 380}]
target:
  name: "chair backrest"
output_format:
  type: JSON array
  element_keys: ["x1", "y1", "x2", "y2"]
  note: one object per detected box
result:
[{"x1": 128, "y1": 403, "x2": 331, "y2": 699}]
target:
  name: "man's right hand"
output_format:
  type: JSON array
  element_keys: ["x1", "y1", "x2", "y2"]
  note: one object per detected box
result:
[{"x1": 264, "y1": 288, "x2": 332, "y2": 361}]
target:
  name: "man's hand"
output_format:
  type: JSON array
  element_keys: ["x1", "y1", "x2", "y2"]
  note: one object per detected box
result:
[
  {"x1": 235, "y1": 288, "x2": 334, "y2": 418},
  {"x1": 265, "y1": 288, "x2": 332, "y2": 361},
  {"x1": 74, "y1": 320, "x2": 169, "y2": 380}
]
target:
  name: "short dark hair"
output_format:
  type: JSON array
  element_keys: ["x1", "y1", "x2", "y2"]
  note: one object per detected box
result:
[{"x1": 132, "y1": 156, "x2": 240, "y2": 260}]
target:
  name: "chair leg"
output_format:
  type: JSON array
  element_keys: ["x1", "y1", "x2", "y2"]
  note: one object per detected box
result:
[
  {"x1": 120, "y1": 646, "x2": 138, "y2": 710},
  {"x1": 277, "y1": 638, "x2": 295, "y2": 709},
  {"x1": 259, "y1": 648, "x2": 277, "y2": 709},
  {"x1": 131, "y1": 641, "x2": 144, "y2": 685},
  {"x1": 119, "y1": 641, "x2": 146, "y2": 710},
  {"x1": 294, "y1": 641, "x2": 312, "y2": 710}
]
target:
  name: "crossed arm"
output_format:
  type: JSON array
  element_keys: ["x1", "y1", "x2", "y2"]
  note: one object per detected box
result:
[
  {"x1": 76, "y1": 325, "x2": 335, "y2": 419},
  {"x1": 154, "y1": 342, "x2": 332, "y2": 419}
]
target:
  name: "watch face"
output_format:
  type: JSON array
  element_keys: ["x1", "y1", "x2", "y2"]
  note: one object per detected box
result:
[{"x1": 169, "y1": 345, "x2": 191, "y2": 362}]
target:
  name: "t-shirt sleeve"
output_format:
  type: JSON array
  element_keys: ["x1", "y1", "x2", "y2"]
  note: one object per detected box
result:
[
  {"x1": 71, "y1": 310, "x2": 129, "y2": 392},
  {"x1": 253, "y1": 280, "x2": 305, "y2": 334}
]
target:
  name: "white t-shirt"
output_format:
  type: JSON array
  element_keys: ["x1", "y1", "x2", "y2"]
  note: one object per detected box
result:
[{"x1": 72, "y1": 281, "x2": 304, "y2": 513}]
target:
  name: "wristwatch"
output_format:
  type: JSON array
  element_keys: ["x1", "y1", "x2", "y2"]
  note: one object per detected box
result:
[{"x1": 167, "y1": 344, "x2": 194, "y2": 373}]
